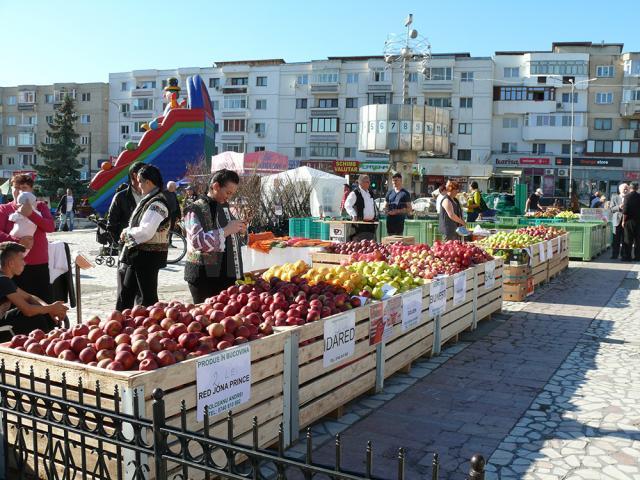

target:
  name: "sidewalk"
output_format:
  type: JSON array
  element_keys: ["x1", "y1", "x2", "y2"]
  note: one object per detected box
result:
[{"x1": 289, "y1": 259, "x2": 634, "y2": 479}]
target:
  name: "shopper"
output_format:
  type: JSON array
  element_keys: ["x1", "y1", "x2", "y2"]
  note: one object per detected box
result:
[
  {"x1": 622, "y1": 183, "x2": 640, "y2": 261},
  {"x1": 466, "y1": 181, "x2": 487, "y2": 222},
  {"x1": 344, "y1": 174, "x2": 378, "y2": 241},
  {"x1": 0, "y1": 242, "x2": 68, "y2": 340},
  {"x1": 590, "y1": 194, "x2": 606, "y2": 209},
  {"x1": 56, "y1": 188, "x2": 77, "y2": 232},
  {"x1": 0, "y1": 174, "x2": 55, "y2": 303},
  {"x1": 340, "y1": 184, "x2": 351, "y2": 217},
  {"x1": 525, "y1": 188, "x2": 544, "y2": 213},
  {"x1": 435, "y1": 183, "x2": 446, "y2": 214},
  {"x1": 439, "y1": 180, "x2": 466, "y2": 241},
  {"x1": 611, "y1": 183, "x2": 629, "y2": 260},
  {"x1": 164, "y1": 181, "x2": 181, "y2": 230},
  {"x1": 117, "y1": 165, "x2": 170, "y2": 308},
  {"x1": 385, "y1": 173, "x2": 412, "y2": 235},
  {"x1": 184, "y1": 169, "x2": 247, "y2": 303}
]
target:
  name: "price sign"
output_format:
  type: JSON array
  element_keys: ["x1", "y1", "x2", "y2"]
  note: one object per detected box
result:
[
  {"x1": 484, "y1": 261, "x2": 496, "y2": 290},
  {"x1": 453, "y1": 270, "x2": 467, "y2": 306},
  {"x1": 381, "y1": 283, "x2": 397, "y2": 299},
  {"x1": 323, "y1": 311, "x2": 356, "y2": 368},
  {"x1": 369, "y1": 121, "x2": 376, "y2": 133},
  {"x1": 368, "y1": 302, "x2": 384, "y2": 346},
  {"x1": 401, "y1": 288, "x2": 423, "y2": 332},
  {"x1": 538, "y1": 242, "x2": 546, "y2": 262},
  {"x1": 547, "y1": 240, "x2": 553, "y2": 260},
  {"x1": 429, "y1": 277, "x2": 447, "y2": 318},
  {"x1": 425, "y1": 122, "x2": 434, "y2": 134},
  {"x1": 196, "y1": 345, "x2": 251, "y2": 422},
  {"x1": 383, "y1": 296, "x2": 402, "y2": 342}
]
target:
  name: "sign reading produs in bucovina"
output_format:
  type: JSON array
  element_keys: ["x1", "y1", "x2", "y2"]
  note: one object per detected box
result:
[
  {"x1": 196, "y1": 344, "x2": 251, "y2": 422},
  {"x1": 333, "y1": 160, "x2": 359, "y2": 174}
]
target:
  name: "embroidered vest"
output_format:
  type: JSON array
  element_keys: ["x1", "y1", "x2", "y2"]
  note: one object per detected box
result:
[{"x1": 129, "y1": 191, "x2": 170, "y2": 253}]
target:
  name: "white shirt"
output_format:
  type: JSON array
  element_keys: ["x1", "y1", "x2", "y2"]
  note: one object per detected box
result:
[
  {"x1": 124, "y1": 199, "x2": 169, "y2": 246},
  {"x1": 66, "y1": 195, "x2": 74, "y2": 212},
  {"x1": 436, "y1": 193, "x2": 445, "y2": 214},
  {"x1": 344, "y1": 187, "x2": 375, "y2": 220}
]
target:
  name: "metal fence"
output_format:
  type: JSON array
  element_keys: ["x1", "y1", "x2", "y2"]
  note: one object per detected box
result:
[{"x1": 0, "y1": 362, "x2": 485, "y2": 480}]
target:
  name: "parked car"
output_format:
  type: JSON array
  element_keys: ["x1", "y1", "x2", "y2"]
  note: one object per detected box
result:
[
  {"x1": 412, "y1": 197, "x2": 434, "y2": 214},
  {"x1": 374, "y1": 198, "x2": 387, "y2": 213}
]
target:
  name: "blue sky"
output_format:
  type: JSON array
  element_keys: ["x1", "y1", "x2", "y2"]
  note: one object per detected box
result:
[{"x1": 2, "y1": 0, "x2": 638, "y2": 86}]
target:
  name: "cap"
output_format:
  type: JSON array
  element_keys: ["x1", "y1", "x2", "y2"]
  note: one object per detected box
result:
[{"x1": 535, "y1": 188, "x2": 543, "y2": 195}]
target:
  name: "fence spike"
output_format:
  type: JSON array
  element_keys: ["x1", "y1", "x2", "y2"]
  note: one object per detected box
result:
[
  {"x1": 252, "y1": 416, "x2": 259, "y2": 450},
  {"x1": 204, "y1": 409, "x2": 210, "y2": 438},
  {"x1": 0, "y1": 359, "x2": 5, "y2": 385},
  {"x1": 95, "y1": 380, "x2": 102, "y2": 409},
  {"x1": 278, "y1": 422, "x2": 284, "y2": 457},
  {"x1": 468, "y1": 454, "x2": 485, "y2": 479},
  {"x1": 432, "y1": 453, "x2": 439, "y2": 480},
  {"x1": 113, "y1": 385, "x2": 120, "y2": 414},
  {"x1": 306, "y1": 427, "x2": 313, "y2": 464},
  {"x1": 15, "y1": 362, "x2": 20, "y2": 388},
  {"x1": 227, "y1": 411, "x2": 234, "y2": 442},
  {"x1": 335, "y1": 434, "x2": 341, "y2": 472},
  {"x1": 366, "y1": 440, "x2": 373, "y2": 478},
  {"x1": 61, "y1": 372, "x2": 67, "y2": 399},
  {"x1": 45, "y1": 369, "x2": 51, "y2": 396},
  {"x1": 398, "y1": 447, "x2": 405, "y2": 480},
  {"x1": 78, "y1": 377, "x2": 84, "y2": 405},
  {"x1": 180, "y1": 400, "x2": 187, "y2": 431},
  {"x1": 133, "y1": 388, "x2": 140, "y2": 418}
]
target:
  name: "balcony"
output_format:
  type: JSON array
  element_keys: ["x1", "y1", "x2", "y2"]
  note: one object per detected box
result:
[
  {"x1": 130, "y1": 109, "x2": 155, "y2": 119},
  {"x1": 309, "y1": 133, "x2": 339, "y2": 143},
  {"x1": 620, "y1": 101, "x2": 640, "y2": 117},
  {"x1": 367, "y1": 82, "x2": 392, "y2": 93},
  {"x1": 522, "y1": 125, "x2": 588, "y2": 141},
  {"x1": 221, "y1": 109, "x2": 248, "y2": 119},
  {"x1": 310, "y1": 84, "x2": 339, "y2": 94},
  {"x1": 131, "y1": 88, "x2": 155, "y2": 97},
  {"x1": 220, "y1": 133, "x2": 246, "y2": 141},
  {"x1": 494, "y1": 100, "x2": 556, "y2": 115},
  {"x1": 619, "y1": 128, "x2": 640, "y2": 140},
  {"x1": 422, "y1": 79, "x2": 453, "y2": 92},
  {"x1": 310, "y1": 107, "x2": 338, "y2": 117}
]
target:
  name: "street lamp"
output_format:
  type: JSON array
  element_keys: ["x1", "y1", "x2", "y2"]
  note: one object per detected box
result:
[
  {"x1": 567, "y1": 77, "x2": 597, "y2": 202},
  {"x1": 108, "y1": 99, "x2": 122, "y2": 154}
]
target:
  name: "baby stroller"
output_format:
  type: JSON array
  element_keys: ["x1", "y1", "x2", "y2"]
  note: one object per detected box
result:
[{"x1": 90, "y1": 216, "x2": 119, "y2": 267}]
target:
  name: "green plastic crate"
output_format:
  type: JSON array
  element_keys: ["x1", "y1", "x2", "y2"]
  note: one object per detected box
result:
[
  {"x1": 289, "y1": 218, "x2": 307, "y2": 237},
  {"x1": 497, "y1": 216, "x2": 520, "y2": 226},
  {"x1": 402, "y1": 220, "x2": 430, "y2": 244},
  {"x1": 304, "y1": 218, "x2": 321, "y2": 239},
  {"x1": 518, "y1": 217, "x2": 566, "y2": 226}
]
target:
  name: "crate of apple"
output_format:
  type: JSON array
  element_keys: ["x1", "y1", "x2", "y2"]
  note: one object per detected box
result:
[
  {"x1": 430, "y1": 240, "x2": 493, "y2": 267},
  {"x1": 347, "y1": 261, "x2": 424, "y2": 299},
  {"x1": 324, "y1": 240, "x2": 393, "y2": 262},
  {"x1": 515, "y1": 226, "x2": 565, "y2": 241}
]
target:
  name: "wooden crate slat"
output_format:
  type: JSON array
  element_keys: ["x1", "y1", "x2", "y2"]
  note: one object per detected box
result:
[{"x1": 299, "y1": 338, "x2": 375, "y2": 385}]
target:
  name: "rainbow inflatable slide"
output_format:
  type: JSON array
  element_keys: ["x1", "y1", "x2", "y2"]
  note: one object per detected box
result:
[{"x1": 89, "y1": 74, "x2": 215, "y2": 213}]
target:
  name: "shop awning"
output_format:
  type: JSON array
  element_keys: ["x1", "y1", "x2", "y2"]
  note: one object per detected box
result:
[{"x1": 494, "y1": 168, "x2": 523, "y2": 176}]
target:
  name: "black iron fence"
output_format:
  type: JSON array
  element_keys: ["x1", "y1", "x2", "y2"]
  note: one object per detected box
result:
[{"x1": 0, "y1": 361, "x2": 485, "y2": 480}]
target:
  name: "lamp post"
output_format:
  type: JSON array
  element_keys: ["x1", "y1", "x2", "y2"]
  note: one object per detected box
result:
[{"x1": 108, "y1": 99, "x2": 121, "y2": 155}]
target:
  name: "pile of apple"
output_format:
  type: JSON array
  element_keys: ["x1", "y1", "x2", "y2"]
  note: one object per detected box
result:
[
  {"x1": 300, "y1": 265, "x2": 367, "y2": 295},
  {"x1": 323, "y1": 240, "x2": 395, "y2": 263},
  {"x1": 515, "y1": 226, "x2": 565, "y2": 241},
  {"x1": 430, "y1": 241, "x2": 492, "y2": 268},
  {"x1": 347, "y1": 261, "x2": 424, "y2": 299}
]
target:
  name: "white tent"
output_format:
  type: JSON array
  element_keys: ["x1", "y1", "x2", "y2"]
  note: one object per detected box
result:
[{"x1": 262, "y1": 166, "x2": 346, "y2": 217}]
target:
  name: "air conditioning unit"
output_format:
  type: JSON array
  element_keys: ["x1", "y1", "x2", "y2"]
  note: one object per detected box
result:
[
  {"x1": 215, "y1": 86, "x2": 220, "y2": 91},
  {"x1": 556, "y1": 102, "x2": 563, "y2": 109},
  {"x1": 257, "y1": 132, "x2": 265, "y2": 138},
  {"x1": 544, "y1": 169, "x2": 554, "y2": 175},
  {"x1": 122, "y1": 134, "x2": 129, "y2": 139},
  {"x1": 558, "y1": 169, "x2": 568, "y2": 177},
  {"x1": 123, "y1": 112, "x2": 130, "y2": 117}
]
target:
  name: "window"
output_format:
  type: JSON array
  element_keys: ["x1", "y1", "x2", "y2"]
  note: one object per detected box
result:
[
  {"x1": 44, "y1": 135, "x2": 52, "y2": 144},
  {"x1": 344, "y1": 147, "x2": 355, "y2": 158},
  {"x1": 254, "y1": 146, "x2": 266, "y2": 152},
  {"x1": 561, "y1": 92, "x2": 578, "y2": 103},
  {"x1": 594, "y1": 118, "x2": 612, "y2": 130},
  {"x1": 504, "y1": 67, "x2": 519, "y2": 78},
  {"x1": 80, "y1": 114, "x2": 91, "y2": 124},
  {"x1": 295, "y1": 123, "x2": 307, "y2": 133},
  {"x1": 209, "y1": 78, "x2": 220, "y2": 88},
  {"x1": 18, "y1": 91, "x2": 35, "y2": 103},
  {"x1": 223, "y1": 119, "x2": 246, "y2": 132},
  {"x1": 372, "y1": 94, "x2": 387, "y2": 104},
  {"x1": 121, "y1": 125, "x2": 130, "y2": 135},
  {"x1": 120, "y1": 103, "x2": 130, "y2": 114},
  {"x1": 311, "y1": 118, "x2": 338, "y2": 132},
  {"x1": 460, "y1": 97, "x2": 473, "y2": 108},
  {"x1": 426, "y1": 67, "x2": 452, "y2": 81},
  {"x1": 404, "y1": 97, "x2": 417, "y2": 105},
  {"x1": 457, "y1": 149, "x2": 471, "y2": 161},
  {"x1": 595, "y1": 92, "x2": 613, "y2": 104},
  {"x1": 139, "y1": 80, "x2": 157, "y2": 89},
  {"x1": 80, "y1": 135, "x2": 90, "y2": 145},
  {"x1": 596, "y1": 65, "x2": 615, "y2": 77},
  {"x1": 310, "y1": 143, "x2": 338, "y2": 157},
  {"x1": 347, "y1": 73, "x2": 359, "y2": 84},
  {"x1": 408, "y1": 72, "x2": 418, "y2": 82},
  {"x1": 6, "y1": 156, "x2": 15, "y2": 165},
  {"x1": 211, "y1": 100, "x2": 219, "y2": 110},
  {"x1": 223, "y1": 95, "x2": 247, "y2": 109},
  {"x1": 345, "y1": 123, "x2": 358, "y2": 133},
  {"x1": 254, "y1": 123, "x2": 266, "y2": 134},
  {"x1": 133, "y1": 121, "x2": 147, "y2": 133},
  {"x1": 45, "y1": 115, "x2": 53, "y2": 125},
  {"x1": 562, "y1": 144, "x2": 571, "y2": 155},
  {"x1": 7, "y1": 136, "x2": 16, "y2": 146},
  {"x1": 532, "y1": 143, "x2": 546, "y2": 154},
  {"x1": 18, "y1": 133, "x2": 34, "y2": 146},
  {"x1": 222, "y1": 143, "x2": 244, "y2": 153},
  {"x1": 318, "y1": 98, "x2": 338, "y2": 108},
  {"x1": 501, "y1": 142, "x2": 517, "y2": 153},
  {"x1": 7, "y1": 96, "x2": 16, "y2": 105},
  {"x1": 20, "y1": 154, "x2": 35, "y2": 166},
  {"x1": 230, "y1": 77, "x2": 248, "y2": 86},
  {"x1": 294, "y1": 147, "x2": 306, "y2": 158},
  {"x1": 297, "y1": 74, "x2": 308, "y2": 85},
  {"x1": 313, "y1": 71, "x2": 339, "y2": 83},
  {"x1": 372, "y1": 69, "x2": 387, "y2": 82},
  {"x1": 530, "y1": 60, "x2": 587, "y2": 75},
  {"x1": 133, "y1": 98, "x2": 153, "y2": 111},
  {"x1": 45, "y1": 94, "x2": 54, "y2": 103},
  {"x1": 460, "y1": 72, "x2": 474, "y2": 82},
  {"x1": 427, "y1": 97, "x2": 452, "y2": 107},
  {"x1": 345, "y1": 97, "x2": 358, "y2": 109},
  {"x1": 296, "y1": 98, "x2": 307, "y2": 109},
  {"x1": 458, "y1": 123, "x2": 472, "y2": 134},
  {"x1": 81, "y1": 92, "x2": 91, "y2": 102},
  {"x1": 594, "y1": 140, "x2": 614, "y2": 153},
  {"x1": 256, "y1": 76, "x2": 267, "y2": 87},
  {"x1": 535, "y1": 115, "x2": 556, "y2": 127},
  {"x1": 6, "y1": 116, "x2": 16, "y2": 126},
  {"x1": 494, "y1": 86, "x2": 555, "y2": 101},
  {"x1": 502, "y1": 118, "x2": 518, "y2": 128},
  {"x1": 255, "y1": 99, "x2": 267, "y2": 110}
]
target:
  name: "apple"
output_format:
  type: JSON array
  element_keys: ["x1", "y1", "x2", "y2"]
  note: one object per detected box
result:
[
  {"x1": 115, "y1": 333, "x2": 131, "y2": 345},
  {"x1": 187, "y1": 321, "x2": 203, "y2": 333},
  {"x1": 216, "y1": 340, "x2": 232, "y2": 350},
  {"x1": 164, "y1": 307, "x2": 180, "y2": 321},
  {"x1": 157, "y1": 350, "x2": 176, "y2": 367},
  {"x1": 173, "y1": 349, "x2": 186, "y2": 362},
  {"x1": 115, "y1": 351, "x2": 136, "y2": 369},
  {"x1": 131, "y1": 305, "x2": 148, "y2": 318},
  {"x1": 147, "y1": 336, "x2": 162, "y2": 354},
  {"x1": 95, "y1": 336, "x2": 116, "y2": 352},
  {"x1": 96, "y1": 349, "x2": 115, "y2": 362},
  {"x1": 107, "y1": 361, "x2": 124, "y2": 371},
  {"x1": 207, "y1": 323, "x2": 224, "y2": 338},
  {"x1": 148, "y1": 324, "x2": 164, "y2": 334},
  {"x1": 122, "y1": 308, "x2": 132, "y2": 317},
  {"x1": 26, "y1": 343, "x2": 45, "y2": 355},
  {"x1": 178, "y1": 332, "x2": 199, "y2": 350},
  {"x1": 53, "y1": 340, "x2": 71, "y2": 356},
  {"x1": 160, "y1": 318, "x2": 175, "y2": 330},
  {"x1": 45, "y1": 342, "x2": 58, "y2": 357},
  {"x1": 116, "y1": 343, "x2": 133, "y2": 354},
  {"x1": 86, "y1": 316, "x2": 101, "y2": 327},
  {"x1": 58, "y1": 350, "x2": 76, "y2": 361},
  {"x1": 142, "y1": 317, "x2": 157, "y2": 329},
  {"x1": 131, "y1": 339, "x2": 149, "y2": 355},
  {"x1": 9, "y1": 334, "x2": 28, "y2": 348},
  {"x1": 139, "y1": 358, "x2": 158, "y2": 371},
  {"x1": 70, "y1": 336, "x2": 88, "y2": 354},
  {"x1": 221, "y1": 318, "x2": 237, "y2": 335},
  {"x1": 234, "y1": 336, "x2": 248, "y2": 345},
  {"x1": 168, "y1": 323, "x2": 187, "y2": 339},
  {"x1": 78, "y1": 347, "x2": 97, "y2": 363},
  {"x1": 209, "y1": 310, "x2": 225, "y2": 323},
  {"x1": 159, "y1": 337, "x2": 178, "y2": 352},
  {"x1": 259, "y1": 322, "x2": 274, "y2": 335}
]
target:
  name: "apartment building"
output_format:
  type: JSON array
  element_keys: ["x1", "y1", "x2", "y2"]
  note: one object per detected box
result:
[
  {"x1": 108, "y1": 54, "x2": 494, "y2": 194},
  {"x1": 0, "y1": 83, "x2": 109, "y2": 181}
]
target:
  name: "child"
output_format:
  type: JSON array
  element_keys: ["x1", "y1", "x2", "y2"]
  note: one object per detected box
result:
[{"x1": 8, "y1": 191, "x2": 41, "y2": 253}]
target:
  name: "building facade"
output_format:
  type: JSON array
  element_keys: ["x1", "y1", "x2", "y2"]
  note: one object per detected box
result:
[{"x1": 0, "y1": 83, "x2": 109, "y2": 181}]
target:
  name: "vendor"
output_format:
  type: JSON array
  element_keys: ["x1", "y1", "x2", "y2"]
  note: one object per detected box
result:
[
  {"x1": 439, "y1": 181, "x2": 466, "y2": 241},
  {"x1": 385, "y1": 173, "x2": 412, "y2": 235},
  {"x1": 0, "y1": 242, "x2": 67, "y2": 341},
  {"x1": 184, "y1": 169, "x2": 247, "y2": 303},
  {"x1": 344, "y1": 174, "x2": 378, "y2": 241},
  {"x1": 525, "y1": 188, "x2": 544, "y2": 213}
]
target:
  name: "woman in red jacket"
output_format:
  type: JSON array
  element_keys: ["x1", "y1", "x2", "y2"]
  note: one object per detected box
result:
[{"x1": 0, "y1": 174, "x2": 55, "y2": 302}]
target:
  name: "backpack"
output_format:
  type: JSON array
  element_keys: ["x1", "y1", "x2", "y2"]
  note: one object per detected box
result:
[{"x1": 478, "y1": 193, "x2": 489, "y2": 212}]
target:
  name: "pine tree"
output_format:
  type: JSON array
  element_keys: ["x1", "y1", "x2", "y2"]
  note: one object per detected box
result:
[{"x1": 36, "y1": 95, "x2": 86, "y2": 198}]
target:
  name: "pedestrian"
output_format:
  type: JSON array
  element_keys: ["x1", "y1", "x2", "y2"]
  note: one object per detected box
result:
[
  {"x1": 434, "y1": 183, "x2": 446, "y2": 214},
  {"x1": 439, "y1": 180, "x2": 466, "y2": 241},
  {"x1": 106, "y1": 162, "x2": 145, "y2": 310},
  {"x1": 611, "y1": 183, "x2": 628, "y2": 260},
  {"x1": 117, "y1": 165, "x2": 170, "y2": 308},
  {"x1": 622, "y1": 183, "x2": 640, "y2": 261},
  {"x1": 0, "y1": 174, "x2": 55, "y2": 303},
  {"x1": 344, "y1": 174, "x2": 378, "y2": 241},
  {"x1": 340, "y1": 184, "x2": 350, "y2": 217},
  {"x1": 525, "y1": 188, "x2": 544, "y2": 213},
  {"x1": 57, "y1": 188, "x2": 77, "y2": 231},
  {"x1": 183, "y1": 169, "x2": 247, "y2": 303},
  {"x1": 184, "y1": 185, "x2": 197, "y2": 203},
  {"x1": 0, "y1": 242, "x2": 68, "y2": 341},
  {"x1": 590, "y1": 193, "x2": 606, "y2": 209},
  {"x1": 466, "y1": 181, "x2": 488, "y2": 222},
  {"x1": 385, "y1": 173, "x2": 412, "y2": 235},
  {"x1": 164, "y1": 181, "x2": 181, "y2": 230}
]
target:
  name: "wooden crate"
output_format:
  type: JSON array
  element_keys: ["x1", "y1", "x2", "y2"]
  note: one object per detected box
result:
[
  {"x1": 548, "y1": 256, "x2": 569, "y2": 279},
  {"x1": 439, "y1": 268, "x2": 477, "y2": 346},
  {"x1": 475, "y1": 259, "x2": 504, "y2": 322},
  {"x1": 531, "y1": 262, "x2": 548, "y2": 287},
  {"x1": 310, "y1": 252, "x2": 351, "y2": 267},
  {"x1": 381, "y1": 235, "x2": 415, "y2": 245},
  {"x1": 0, "y1": 330, "x2": 290, "y2": 479}
]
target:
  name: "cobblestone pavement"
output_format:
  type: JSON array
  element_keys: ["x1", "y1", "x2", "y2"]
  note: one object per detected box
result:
[
  {"x1": 49, "y1": 229, "x2": 191, "y2": 322},
  {"x1": 294, "y1": 258, "x2": 636, "y2": 479}
]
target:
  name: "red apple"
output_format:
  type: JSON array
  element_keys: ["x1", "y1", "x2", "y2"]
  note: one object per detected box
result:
[
  {"x1": 107, "y1": 361, "x2": 124, "y2": 371},
  {"x1": 70, "y1": 336, "x2": 88, "y2": 354},
  {"x1": 160, "y1": 318, "x2": 175, "y2": 330},
  {"x1": 53, "y1": 340, "x2": 71, "y2": 356},
  {"x1": 26, "y1": 343, "x2": 45, "y2": 355},
  {"x1": 97, "y1": 358, "x2": 112, "y2": 369},
  {"x1": 142, "y1": 317, "x2": 157, "y2": 329},
  {"x1": 103, "y1": 320, "x2": 123, "y2": 337},
  {"x1": 131, "y1": 305, "x2": 148, "y2": 318},
  {"x1": 157, "y1": 350, "x2": 176, "y2": 367},
  {"x1": 234, "y1": 336, "x2": 248, "y2": 345},
  {"x1": 149, "y1": 307, "x2": 165, "y2": 322},
  {"x1": 115, "y1": 333, "x2": 131, "y2": 345},
  {"x1": 216, "y1": 340, "x2": 232, "y2": 350},
  {"x1": 148, "y1": 324, "x2": 163, "y2": 334},
  {"x1": 58, "y1": 350, "x2": 76, "y2": 361},
  {"x1": 178, "y1": 332, "x2": 199, "y2": 350},
  {"x1": 116, "y1": 343, "x2": 133, "y2": 354},
  {"x1": 78, "y1": 347, "x2": 97, "y2": 363},
  {"x1": 131, "y1": 339, "x2": 149, "y2": 355},
  {"x1": 168, "y1": 323, "x2": 187, "y2": 339},
  {"x1": 115, "y1": 351, "x2": 136, "y2": 369},
  {"x1": 72, "y1": 324, "x2": 90, "y2": 337},
  {"x1": 45, "y1": 342, "x2": 58, "y2": 357},
  {"x1": 9, "y1": 334, "x2": 28, "y2": 348},
  {"x1": 96, "y1": 349, "x2": 115, "y2": 362},
  {"x1": 159, "y1": 337, "x2": 178, "y2": 352},
  {"x1": 222, "y1": 304, "x2": 238, "y2": 317},
  {"x1": 86, "y1": 316, "x2": 101, "y2": 327},
  {"x1": 207, "y1": 323, "x2": 224, "y2": 338},
  {"x1": 139, "y1": 358, "x2": 158, "y2": 371},
  {"x1": 95, "y1": 335, "x2": 116, "y2": 352},
  {"x1": 137, "y1": 350, "x2": 156, "y2": 363},
  {"x1": 173, "y1": 349, "x2": 186, "y2": 362},
  {"x1": 164, "y1": 307, "x2": 179, "y2": 321},
  {"x1": 147, "y1": 336, "x2": 162, "y2": 353},
  {"x1": 187, "y1": 321, "x2": 203, "y2": 333}
]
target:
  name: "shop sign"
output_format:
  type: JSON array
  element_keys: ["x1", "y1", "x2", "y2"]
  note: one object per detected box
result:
[
  {"x1": 520, "y1": 157, "x2": 550, "y2": 165},
  {"x1": 382, "y1": 296, "x2": 402, "y2": 342},
  {"x1": 453, "y1": 270, "x2": 467, "y2": 307},
  {"x1": 494, "y1": 158, "x2": 521, "y2": 166},
  {"x1": 359, "y1": 162, "x2": 390, "y2": 174},
  {"x1": 368, "y1": 302, "x2": 384, "y2": 346},
  {"x1": 447, "y1": 176, "x2": 468, "y2": 183},
  {"x1": 624, "y1": 171, "x2": 640, "y2": 181},
  {"x1": 555, "y1": 157, "x2": 623, "y2": 168},
  {"x1": 300, "y1": 160, "x2": 334, "y2": 173},
  {"x1": 196, "y1": 344, "x2": 251, "y2": 421},
  {"x1": 323, "y1": 310, "x2": 356, "y2": 368},
  {"x1": 484, "y1": 261, "x2": 496, "y2": 290},
  {"x1": 333, "y1": 160, "x2": 359, "y2": 174}
]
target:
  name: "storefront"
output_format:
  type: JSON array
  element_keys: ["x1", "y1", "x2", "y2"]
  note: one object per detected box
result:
[{"x1": 555, "y1": 157, "x2": 624, "y2": 202}]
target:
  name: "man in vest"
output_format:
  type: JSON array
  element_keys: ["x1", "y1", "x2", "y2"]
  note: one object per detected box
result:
[{"x1": 344, "y1": 174, "x2": 378, "y2": 241}]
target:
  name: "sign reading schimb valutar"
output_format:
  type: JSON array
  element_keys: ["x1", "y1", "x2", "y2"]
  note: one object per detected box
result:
[
  {"x1": 196, "y1": 344, "x2": 251, "y2": 421},
  {"x1": 323, "y1": 311, "x2": 356, "y2": 368}
]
